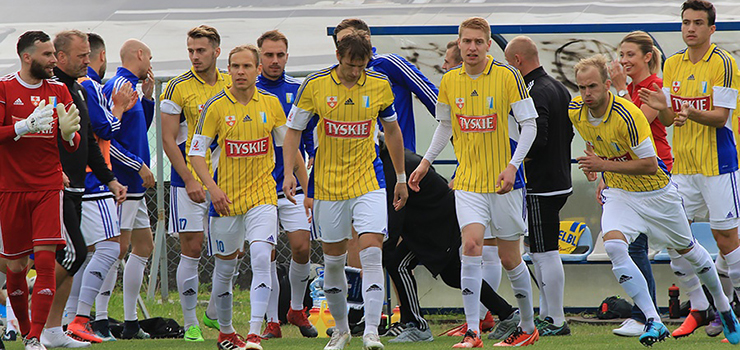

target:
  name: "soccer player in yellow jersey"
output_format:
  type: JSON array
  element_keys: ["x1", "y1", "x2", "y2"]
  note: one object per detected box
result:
[
  {"x1": 409, "y1": 17, "x2": 539, "y2": 348},
  {"x1": 282, "y1": 31, "x2": 408, "y2": 350},
  {"x1": 189, "y1": 45, "x2": 306, "y2": 350},
  {"x1": 160, "y1": 25, "x2": 231, "y2": 342},
  {"x1": 639, "y1": 0, "x2": 740, "y2": 338},
  {"x1": 571, "y1": 54, "x2": 740, "y2": 346}
]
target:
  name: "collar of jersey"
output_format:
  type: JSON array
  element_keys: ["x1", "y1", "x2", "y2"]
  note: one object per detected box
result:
[
  {"x1": 330, "y1": 64, "x2": 367, "y2": 86},
  {"x1": 115, "y1": 67, "x2": 139, "y2": 85},
  {"x1": 189, "y1": 67, "x2": 226, "y2": 85},
  {"x1": 223, "y1": 86, "x2": 260, "y2": 104},
  {"x1": 459, "y1": 55, "x2": 495, "y2": 76},
  {"x1": 681, "y1": 43, "x2": 717, "y2": 62},
  {"x1": 86, "y1": 66, "x2": 102, "y2": 83},
  {"x1": 579, "y1": 92, "x2": 617, "y2": 123},
  {"x1": 257, "y1": 72, "x2": 285, "y2": 87}
]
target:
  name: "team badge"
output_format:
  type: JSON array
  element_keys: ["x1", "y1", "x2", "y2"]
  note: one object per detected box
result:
[
  {"x1": 48, "y1": 96, "x2": 57, "y2": 107},
  {"x1": 30, "y1": 96, "x2": 41, "y2": 106},
  {"x1": 701, "y1": 82, "x2": 708, "y2": 94},
  {"x1": 362, "y1": 96, "x2": 370, "y2": 108},
  {"x1": 486, "y1": 96, "x2": 494, "y2": 109},
  {"x1": 327, "y1": 96, "x2": 338, "y2": 108},
  {"x1": 225, "y1": 115, "x2": 236, "y2": 127},
  {"x1": 455, "y1": 97, "x2": 465, "y2": 109},
  {"x1": 672, "y1": 81, "x2": 681, "y2": 93},
  {"x1": 260, "y1": 111, "x2": 267, "y2": 123},
  {"x1": 198, "y1": 104, "x2": 204, "y2": 114},
  {"x1": 611, "y1": 142, "x2": 621, "y2": 152},
  {"x1": 286, "y1": 93, "x2": 294, "y2": 104}
]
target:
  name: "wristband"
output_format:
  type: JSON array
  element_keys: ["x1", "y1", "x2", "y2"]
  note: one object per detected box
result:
[{"x1": 397, "y1": 173, "x2": 407, "y2": 184}]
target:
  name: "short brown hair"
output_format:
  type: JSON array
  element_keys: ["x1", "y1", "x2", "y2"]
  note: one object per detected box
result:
[
  {"x1": 257, "y1": 30, "x2": 288, "y2": 50},
  {"x1": 574, "y1": 54, "x2": 610, "y2": 83},
  {"x1": 446, "y1": 40, "x2": 462, "y2": 64},
  {"x1": 228, "y1": 44, "x2": 259, "y2": 66},
  {"x1": 333, "y1": 18, "x2": 370, "y2": 46},
  {"x1": 459, "y1": 17, "x2": 490, "y2": 40},
  {"x1": 53, "y1": 30, "x2": 87, "y2": 55},
  {"x1": 682, "y1": 0, "x2": 716, "y2": 26},
  {"x1": 620, "y1": 31, "x2": 662, "y2": 75},
  {"x1": 336, "y1": 30, "x2": 372, "y2": 62},
  {"x1": 188, "y1": 25, "x2": 220, "y2": 48}
]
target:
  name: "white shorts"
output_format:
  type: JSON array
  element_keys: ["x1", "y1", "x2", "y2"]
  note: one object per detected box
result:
[
  {"x1": 118, "y1": 197, "x2": 150, "y2": 231},
  {"x1": 81, "y1": 198, "x2": 121, "y2": 246},
  {"x1": 168, "y1": 186, "x2": 210, "y2": 234},
  {"x1": 455, "y1": 189, "x2": 527, "y2": 241},
  {"x1": 208, "y1": 204, "x2": 278, "y2": 256},
  {"x1": 674, "y1": 172, "x2": 740, "y2": 230},
  {"x1": 601, "y1": 183, "x2": 694, "y2": 251},
  {"x1": 278, "y1": 193, "x2": 311, "y2": 233},
  {"x1": 313, "y1": 189, "x2": 387, "y2": 244}
]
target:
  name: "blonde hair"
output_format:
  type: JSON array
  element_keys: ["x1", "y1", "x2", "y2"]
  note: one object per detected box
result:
[
  {"x1": 620, "y1": 31, "x2": 662, "y2": 75},
  {"x1": 459, "y1": 17, "x2": 490, "y2": 39},
  {"x1": 574, "y1": 54, "x2": 609, "y2": 82},
  {"x1": 228, "y1": 44, "x2": 259, "y2": 66}
]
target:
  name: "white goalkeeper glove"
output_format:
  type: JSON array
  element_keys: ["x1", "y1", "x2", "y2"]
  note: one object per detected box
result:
[
  {"x1": 13, "y1": 100, "x2": 54, "y2": 141},
  {"x1": 57, "y1": 103, "x2": 80, "y2": 146}
]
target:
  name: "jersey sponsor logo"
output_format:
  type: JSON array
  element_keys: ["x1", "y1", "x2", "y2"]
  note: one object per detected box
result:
[
  {"x1": 456, "y1": 114, "x2": 497, "y2": 133},
  {"x1": 324, "y1": 118, "x2": 372, "y2": 138},
  {"x1": 599, "y1": 152, "x2": 632, "y2": 162},
  {"x1": 670, "y1": 95, "x2": 711, "y2": 112},
  {"x1": 12, "y1": 116, "x2": 54, "y2": 138},
  {"x1": 225, "y1": 115, "x2": 236, "y2": 127},
  {"x1": 455, "y1": 97, "x2": 464, "y2": 109},
  {"x1": 224, "y1": 137, "x2": 270, "y2": 158},
  {"x1": 327, "y1": 96, "x2": 338, "y2": 108},
  {"x1": 30, "y1": 96, "x2": 41, "y2": 106},
  {"x1": 13, "y1": 98, "x2": 23, "y2": 105},
  {"x1": 672, "y1": 81, "x2": 681, "y2": 93}
]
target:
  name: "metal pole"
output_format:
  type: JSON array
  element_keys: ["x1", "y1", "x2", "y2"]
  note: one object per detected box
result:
[{"x1": 147, "y1": 80, "x2": 168, "y2": 301}]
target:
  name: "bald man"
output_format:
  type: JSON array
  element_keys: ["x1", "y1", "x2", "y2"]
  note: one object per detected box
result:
[
  {"x1": 504, "y1": 36, "x2": 573, "y2": 336},
  {"x1": 101, "y1": 38, "x2": 156, "y2": 339}
]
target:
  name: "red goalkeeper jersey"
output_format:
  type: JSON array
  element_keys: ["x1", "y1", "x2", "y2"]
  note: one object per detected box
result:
[{"x1": 0, "y1": 73, "x2": 75, "y2": 192}]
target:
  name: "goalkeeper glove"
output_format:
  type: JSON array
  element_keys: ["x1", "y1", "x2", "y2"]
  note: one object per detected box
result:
[
  {"x1": 57, "y1": 103, "x2": 80, "y2": 146},
  {"x1": 13, "y1": 100, "x2": 54, "y2": 140}
]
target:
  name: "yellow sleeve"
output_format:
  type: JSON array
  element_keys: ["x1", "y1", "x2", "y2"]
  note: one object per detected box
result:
[
  {"x1": 195, "y1": 100, "x2": 219, "y2": 139},
  {"x1": 160, "y1": 76, "x2": 184, "y2": 105},
  {"x1": 712, "y1": 50, "x2": 737, "y2": 89},
  {"x1": 662, "y1": 58, "x2": 675, "y2": 90},
  {"x1": 437, "y1": 73, "x2": 450, "y2": 106},
  {"x1": 294, "y1": 78, "x2": 316, "y2": 114},
  {"x1": 272, "y1": 97, "x2": 287, "y2": 128},
  {"x1": 379, "y1": 79, "x2": 395, "y2": 111},
  {"x1": 506, "y1": 67, "x2": 530, "y2": 105},
  {"x1": 628, "y1": 104, "x2": 652, "y2": 147}
]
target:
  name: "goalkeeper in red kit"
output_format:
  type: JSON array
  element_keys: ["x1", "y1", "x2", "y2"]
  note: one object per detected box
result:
[{"x1": 0, "y1": 31, "x2": 81, "y2": 350}]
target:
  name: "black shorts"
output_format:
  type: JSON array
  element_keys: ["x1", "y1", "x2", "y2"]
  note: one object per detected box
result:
[
  {"x1": 58, "y1": 191, "x2": 88, "y2": 275},
  {"x1": 526, "y1": 193, "x2": 569, "y2": 253}
]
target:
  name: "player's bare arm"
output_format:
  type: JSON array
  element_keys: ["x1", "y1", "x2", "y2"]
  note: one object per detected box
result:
[
  {"x1": 380, "y1": 118, "x2": 408, "y2": 210},
  {"x1": 189, "y1": 154, "x2": 231, "y2": 216},
  {"x1": 281, "y1": 127, "x2": 302, "y2": 203},
  {"x1": 292, "y1": 149, "x2": 309, "y2": 205},
  {"x1": 161, "y1": 111, "x2": 206, "y2": 203},
  {"x1": 577, "y1": 147, "x2": 658, "y2": 175},
  {"x1": 679, "y1": 104, "x2": 731, "y2": 128}
]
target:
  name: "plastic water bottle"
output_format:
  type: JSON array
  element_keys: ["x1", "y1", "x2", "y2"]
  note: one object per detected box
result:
[{"x1": 669, "y1": 284, "x2": 680, "y2": 319}]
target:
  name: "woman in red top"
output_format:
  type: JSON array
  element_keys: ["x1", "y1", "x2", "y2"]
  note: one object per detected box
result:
[
  {"x1": 610, "y1": 31, "x2": 673, "y2": 171},
  {"x1": 606, "y1": 30, "x2": 674, "y2": 338}
]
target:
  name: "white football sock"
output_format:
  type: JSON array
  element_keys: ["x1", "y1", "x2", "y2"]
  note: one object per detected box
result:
[
  {"x1": 66, "y1": 252, "x2": 92, "y2": 319},
  {"x1": 78, "y1": 241, "x2": 118, "y2": 317},
  {"x1": 461, "y1": 254, "x2": 482, "y2": 335},
  {"x1": 669, "y1": 252, "x2": 710, "y2": 311},
  {"x1": 123, "y1": 253, "x2": 148, "y2": 321},
  {"x1": 360, "y1": 247, "x2": 384, "y2": 336},
  {"x1": 213, "y1": 258, "x2": 237, "y2": 334},
  {"x1": 177, "y1": 254, "x2": 200, "y2": 329},
  {"x1": 324, "y1": 253, "x2": 350, "y2": 333},
  {"x1": 266, "y1": 259, "x2": 280, "y2": 324},
  {"x1": 249, "y1": 242, "x2": 272, "y2": 335},
  {"x1": 507, "y1": 261, "x2": 536, "y2": 333},
  {"x1": 532, "y1": 251, "x2": 565, "y2": 326},
  {"x1": 95, "y1": 259, "x2": 119, "y2": 321},
  {"x1": 289, "y1": 260, "x2": 310, "y2": 311},
  {"x1": 680, "y1": 246, "x2": 731, "y2": 313},
  {"x1": 716, "y1": 255, "x2": 735, "y2": 299},
  {"x1": 605, "y1": 239, "x2": 660, "y2": 322},
  {"x1": 480, "y1": 245, "x2": 501, "y2": 320}
]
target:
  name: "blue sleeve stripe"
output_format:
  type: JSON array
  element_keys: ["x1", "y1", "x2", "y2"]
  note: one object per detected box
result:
[
  {"x1": 382, "y1": 54, "x2": 438, "y2": 105},
  {"x1": 715, "y1": 48, "x2": 733, "y2": 88},
  {"x1": 163, "y1": 72, "x2": 194, "y2": 100},
  {"x1": 195, "y1": 91, "x2": 226, "y2": 134},
  {"x1": 614, "y1": 103, "x2": 639, "y2": 147},
  {"x1": 494, "y1": 61, "x2": 528, "y2": 99},
  {"x1": 110, "y1": 144, "x2": 141, "y2": 170},
  {"x1": 94, "y1": 81, "x2": 120, "y2": 133},
  {"x1": 295, "y1": 68, "x2": 332, "y2": 104}
]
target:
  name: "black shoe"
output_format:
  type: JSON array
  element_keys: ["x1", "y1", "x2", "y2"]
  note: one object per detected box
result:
[
  {"x1": 2, "y1": 330, "x2": 16, "y2": 342},
  {"x1": 539, "y1": 320, "x2": 571, "y2": 336},
  {"x1": 121, "y1": 320, "x2": 151, "y2": 339}
]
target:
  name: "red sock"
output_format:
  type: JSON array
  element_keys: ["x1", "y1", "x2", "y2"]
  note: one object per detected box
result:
[
  {"x1": 6, "y1": 266, "x2": 30, "y2": 336},
  {"x1": 29, "y1": 250, "x2": 56, "y2": 339}
]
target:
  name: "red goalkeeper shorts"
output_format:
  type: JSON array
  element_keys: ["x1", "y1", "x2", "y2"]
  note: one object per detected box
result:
[{"x1": 0, "y1": 190, "x2": 66, "y2": 259}]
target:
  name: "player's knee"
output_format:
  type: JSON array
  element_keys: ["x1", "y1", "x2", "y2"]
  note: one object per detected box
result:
[
  {"x1": 461, "y1": 239, "x2": 482, "y2": 256},
  {"x1": 499, "y1": 254, "x2": 522, "y2": 271}
]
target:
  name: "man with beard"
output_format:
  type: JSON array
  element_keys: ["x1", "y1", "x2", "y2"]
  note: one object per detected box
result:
[
  {"x1": 160, "y1": 25, "x2": 231, "y2": 342},
  {"x1": 41, "y1": 29, "x2": 128, "y2": 348},
  {"x1": 102, "y1": 38, "x2": 156, "y2": 340},
  {"x1": 0, "y1": 30, "x2": 81, "y2": 350}
]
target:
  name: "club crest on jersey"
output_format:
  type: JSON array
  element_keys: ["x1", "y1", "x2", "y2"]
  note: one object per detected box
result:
[
  {"x1": 198, "y1": 104, "x2": 204, "y2": 114},
  {"x1": 225, "y1": 115, "x2": 236, "y2": 127},
  {"x1": 260, "y1": 111, "x2": 267, "y2": 123},
  {"x1": 286, "y1": 93, "x2": 294, "y2": 104},
  {"x1": 362, "y1": 96, "x2": 370, "y2": 108},
  {"x1": 486, "y1": 96, "x2": 494, "y2": 109},
  {"x1": 455, "y1": 97, "x2": 465, "y2": 109},
  {"x1": 327, "y1": 96, "x2": 338, "y2": 108},
  {"x1": 48, "y1": 96, "x2": 57, "y2": 107},
  {"x1": 672, "y1": 81, "x2": 681, "y2": 93},
  {"x1": 611, "y1": 142, "x2": 621, "y2": 152},
  {"x1": 30, "y1": 96, "x2": 41, "y2": 106}
]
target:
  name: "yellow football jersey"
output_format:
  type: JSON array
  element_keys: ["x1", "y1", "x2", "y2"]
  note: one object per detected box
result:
[
  {"x1": 569, "y1": 94, "x2": 670, "y2": 192},
  {"x1": 160, "y1": 68, "x2": 232, "y2": 187},
  {"x1": 193, "y1": 88, "x2": 285, "y2": 215},
  {"x1": 438, "y1": 55, "x2": 529, "y2": 193},
  {"x1": 289, "y1": 66, "x2": 395, "y2": 201},
  {"x1": 663, "y1": 44, "x2": 739, "y2": 176}
]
